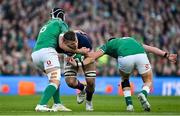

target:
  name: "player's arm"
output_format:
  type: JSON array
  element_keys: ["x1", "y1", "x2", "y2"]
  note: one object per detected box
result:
[
  {"x1": 143, "y1": 44, "x2": 177, "y2": 63},
  {"x1": 82, "y1": 43, "x2": 107, "y2": 65},
  {"x1": 67, "y1": 49, "x2": 104, "y2": 67},
  {"x1": 67, "y1": 42, "x2": 107, "y2": 66},
  {"x1": 59, "y1": 41, "x2": 89, "y2": 54},
  {"x1": 83, "y1": 49, "x2": 104, "y2": 65},
  {"x1": 59, "y1": 34, "x2": 89, "y2": 54}
]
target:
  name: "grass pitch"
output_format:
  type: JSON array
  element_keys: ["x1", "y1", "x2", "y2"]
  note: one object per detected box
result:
[{"x1": 0, "y1": 95, "x2": 179, "y2": 115}]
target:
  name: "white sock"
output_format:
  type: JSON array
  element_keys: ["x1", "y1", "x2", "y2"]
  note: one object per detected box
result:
[
  {"x1": 123, "y1": 90, "x2": 131, "y2": 97},
  {"x1": 142, "y1": 85, "x2": 150, "y2": 94}
]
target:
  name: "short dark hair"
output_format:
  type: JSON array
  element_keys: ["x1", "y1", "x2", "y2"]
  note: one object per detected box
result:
[{"x1": 63, "y1": 31, "x2": 76, "y2": 41}]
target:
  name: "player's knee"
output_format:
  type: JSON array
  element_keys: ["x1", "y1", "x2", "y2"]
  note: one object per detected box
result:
[
  {"x1": 87, "y1": 81, "x2": 95, "y2": 87},
  {"x1": 121, "y1": 79, "x2": 130, "y2": 90},
  {"x1": 47, "y1": 68, "x2": 61, "y2": 82},
  {"x1": 85, "y1": 71, "x2": 96, "y2": 89},
  {"x1": 65, "y1": 77, "x2": 77, "y2": 88},
  {"x1": 86, "y1": 78, "x2": 95, "y2": 85}
]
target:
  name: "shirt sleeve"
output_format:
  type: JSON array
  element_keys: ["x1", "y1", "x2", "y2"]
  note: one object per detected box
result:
[{"x1": 99, "y1": 44, "x2": 107, "y2": 53}]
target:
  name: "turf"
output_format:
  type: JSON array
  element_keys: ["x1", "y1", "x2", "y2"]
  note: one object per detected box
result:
[{"x1": 0, "y1": 95, "x2": 179, "y2": 115}]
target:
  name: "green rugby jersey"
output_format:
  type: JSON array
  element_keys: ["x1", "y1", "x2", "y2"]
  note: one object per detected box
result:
[
  {"x1": 33, "y1": 19, "x2": 69, "y2": 52},
  {"x1": 99, "y1": 37, "x2": 145, "y2": 58}
]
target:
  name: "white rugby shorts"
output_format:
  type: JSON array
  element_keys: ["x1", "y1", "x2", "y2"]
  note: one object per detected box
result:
[
  {"x1": 118, "y1": 53, "x2": 151, "y2": 74},
  {"x1": 31, "y1": 48, "x2": 60, "y2": 71}
]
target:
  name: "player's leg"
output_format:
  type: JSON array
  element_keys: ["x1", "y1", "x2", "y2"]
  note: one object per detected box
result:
[
  {"x1": 32, "y1": 48, "x2": 71, "y2": 112},
  {"x1": 42, "y1": 68, "x2": 60, "y2": 108},
  {"x1": 46, "y1": 54, "x2": 72, "y2": 112},
  {"x1": 140, "y1": 70, "x2": 152, "y2": 98},
  {"x1": 84, "y1": 62, "x2": 96, "y2": 111},
  {"x1": 47, "y1": 68, "x2": 71, "y2": 112},
  {"x1": 137, "y1": 70, "x2": 152, "y2": 112},
  {"x1": 31, "y1": 49, "x2": 57, "y2": 112},
  {"x1": 118, "y1": 56, "x2": 135, "y2": 111},
  {"x1": 64, "y1": 63, "x2": 86, "y2": 104},
  {"x1": 136, "y1": 53, "x2": 152, "y2": 112},
  {"x1": 64, "y1": 62, "x2": 85, "y2": 91},
  {"x1": 34, "y1": 72, "x2": 58, "y2": 112},
  {"x1": 119, "y1": 70, "x2": 134, "y2": 112}
]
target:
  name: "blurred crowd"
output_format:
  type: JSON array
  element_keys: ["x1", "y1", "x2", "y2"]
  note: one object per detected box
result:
[{"x1": 0, "y1": 0, "x2": 179, "y2": 77}]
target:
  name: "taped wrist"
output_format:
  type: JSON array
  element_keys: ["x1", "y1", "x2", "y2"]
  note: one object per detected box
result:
[
  {"x1": 163, "y1": 52, "x2": 170, "y2": 58},
  {"x1": 81, "y1": 61, "x2": 85, "y2": 69},
  {"x1": 75, "y1": 60, "x2": 82, "y2": 68}
]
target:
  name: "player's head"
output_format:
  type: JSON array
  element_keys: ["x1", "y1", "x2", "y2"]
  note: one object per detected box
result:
[
  {"x1": 50, "y1": 8, "x2": 65, "y2": 21},
  {"x1": 63, "y1": 31, "x2": 78, "y2": 49}
]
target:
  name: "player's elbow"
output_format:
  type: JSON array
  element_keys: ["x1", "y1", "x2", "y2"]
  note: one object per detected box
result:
[{"x1": 143, "y1": 44, "x2": 152, "y2": 53}]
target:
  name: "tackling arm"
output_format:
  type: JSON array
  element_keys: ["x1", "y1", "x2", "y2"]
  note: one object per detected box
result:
[
  {"x1": 59, "y1": 36, "x2": 89, "y2": 54},
  {"x1": 143, "y1": 44, "x2": 177, "y2": 63},
  {"x1": 82, "y1": 49, "x2": 105, "y2": 65},
  {"x1": 66, "y1": 49, "x2": 104, "y2": 67},
  {"x1": 143, "y1": 44, "x2": 166, "y2": 57}
]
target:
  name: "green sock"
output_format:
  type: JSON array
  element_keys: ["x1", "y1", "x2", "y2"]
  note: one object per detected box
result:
[
  {"x1": 141, "y1": 90, "x2": 148, "y2": 98},
  {"x1": 53, "y1": 87, "x2": 61, "y2": 104},
  {"x1": 125, "y1": 96, "x2": 133, "y2": 106},
  {"x1": 39, "y1": 84, "x2": 57, "y2": 105}
]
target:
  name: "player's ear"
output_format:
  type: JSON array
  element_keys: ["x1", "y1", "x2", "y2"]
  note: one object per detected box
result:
[
  {"x1": 61, "y1": 37, "x2": 65, "y2": 43},
  {"x1": 59, "y1": 33, "x2": 64, "y2": 43},
  {"x1": 63, "y1": 38, "x2": 70, "y2": 44}
]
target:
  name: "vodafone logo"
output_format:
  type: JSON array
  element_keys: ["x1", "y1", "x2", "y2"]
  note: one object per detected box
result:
[
  {"x1": 145, "y1": 64, "x2": 150, "y2": 70},
  {"x1": 47, "y1": 60, "x2": 52, "y2": 66}
]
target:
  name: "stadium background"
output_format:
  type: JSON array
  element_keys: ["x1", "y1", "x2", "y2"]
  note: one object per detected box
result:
[
  {"x1": 0, "y1": 0, "x2": 179, "y2": 77},
  {"x1": 0, "y1": 0, "x2": 180, "y2": 114}
]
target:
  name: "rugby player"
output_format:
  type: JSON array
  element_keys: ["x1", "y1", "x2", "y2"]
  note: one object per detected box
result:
[
  {"x1": 67, "y1": 37, "x2": 177, "y2": 112},
  {"x1": 31, "y1": 8, "x2": 89, "y2": 112},
  {"x1": 57, "y1": 31, "x2": 96, "y2": 111}
]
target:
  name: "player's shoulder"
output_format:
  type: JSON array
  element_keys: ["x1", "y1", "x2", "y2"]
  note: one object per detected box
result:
[
  {"x1": 76, "y1": 32, "x2": 86, "y2": 37},
  {"x1": 108, "y1": 37, "x2": 134, "y2": 42},
  {"x1": 50, "y1": 19, "x2": 67, "y2": 25},
  {"x1": 76, "y1": 32, "x2": 90, "y2": 39},
  {"x1": 108, "y1": 37, "x2": 117, "y2": 41},
  {"x1": 107, "y1": 37, "x2": 120, "y2": 43}
]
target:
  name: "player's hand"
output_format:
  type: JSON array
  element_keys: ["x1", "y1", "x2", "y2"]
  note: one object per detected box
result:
[
  {"x1": 78, "y1": 47, "x2": 90, "y2": 55},
  {"x1": 168, "y1": 54, "x2": 177, "y2": 63},
  {"x1": 65, "y1": 57, "x2": 77, "y2": 67}
]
